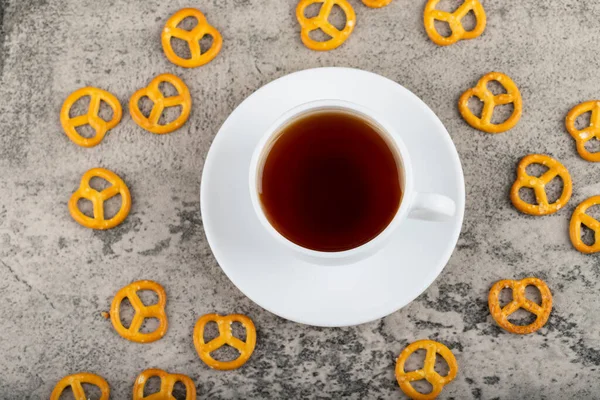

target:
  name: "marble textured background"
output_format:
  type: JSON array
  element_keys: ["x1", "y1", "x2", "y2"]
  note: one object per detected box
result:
[{"x1": 1, "y1": 0, "x2": 600, "y2": 398}]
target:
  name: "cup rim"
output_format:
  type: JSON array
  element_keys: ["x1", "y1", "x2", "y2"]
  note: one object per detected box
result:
[{"x1": 248, "y1": 99, "x2": 414, "y2": 261}]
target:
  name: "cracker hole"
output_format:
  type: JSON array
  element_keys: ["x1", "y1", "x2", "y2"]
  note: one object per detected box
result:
[
  {"x1": 57, "y1": 387, "x2": 73, "y2": 400},
  {"x1": 75, "y1": 124, "x2": 96, "y2": 139},
  {"x1": 176, "y1": 16, "x2": 198, "y2": 31},
  {"x1": 404, "y1": 348, "x2": 426, "y2": 372},
  {"x1": 57, "y1": 384, "x2": 103, "y2": 400},
  {"x1": 103, "y1": 194, "x2": 122, "y2": 220},
  {"x1": 584, "y1": 204, "x2": 600, "y2": 220},
  {"x1": 327, "y1": 4, "x2": 347, "y2": 31},
  {"x1": 525, "y1": 164, "x2": 549, "y2": 178},
  {"x1": 410, "y1": 380, "x2": 433, "y2": 395},
  {"x1": 309, "y1": 28, "x2": 333, "y2": 42},
  {"x1": 231, "y1": 321, "x2": 247, "y2": 341},
  {"x1": 467, "y1": 96, "x2": 484, "y2": 118},
  {"x1": 519, "y1": 187, "x2": 537, "y2": 206},
  {"x1": 499, "y1": 287, "x2": 513, "y2": 308},
  {"x1": 69, "y1": 95, "x2": 90, "y2": 118},
  {"x1": 143, "y1": 376, "x2": 162, "y2": 397},
  {"x1": 411, "y1": 380, "x2": 434, "y2": 395},
  {"x1": 584, "y1": 137, "x2": 600, "y2": 153},
  {"x1": 461, "y1": 9, "x2": 477, "y2": 31},
  {"x1": 140, "y1": 317, "x2": 160, "y2": 334},
  {"x1": 81, "y1": 384, "x2": 102, "y2": 400},
  {"x1": 544, "y1": 176, "x2": 564, "y2": 204},
  {"x1": 575, "y1": 111, "x2": 591, "y2": 130},
  {"x1": 491, "y1": 103, "x2": 515, "y2": 125},
  {"x1": 203, "y1": 321, "x2": 220, "y2": 342},
  {"x1": 507, "y1": 308, "x2": 537, "y2": 325},
  {"x1": 200, "y1": 34, "x2": 214, "y2": 54},
  {"x1": 581, "y1": 225, "x2": 595, "y2": 246},
  {"x1": 433, "y1": 353, "x2": 450, "y2": 377},
  {"x1": 433, "y1": 20, "x2": 452, "y2": 37},
  {"x1": 89, "y1": 177, "x2": 111, "y2": 191},
  {"x1": 173, "y1": 381, "x2": 188, "y2": 400},
  {"x1": 98, "y1": 100, "x2": 114, "y2": 122},
  {"x1": 304, "y1": 3, "x2": 322, "y2": 18},
  {"x1": 137, "y1": 96, "x2": 154, "y2": 119},
  {"x1": 158, "y1": 105, "x2": 183, "y2": 126},
  {"x1": 210, "y1": 344, "x2": 241, "y2": 362},
  {"x1": 136, "y1": 290, "x2": 159, "y2": 306},
  {"x1": 518, "y1": 188, "x2": 536, "y2": 205},
  {"x1": 487, "y1": 80, "x2": 508, "y2": 95},
  {"x1": 525, "y1": 285, "x2": 542, "y2": 305},
  {"x1": 158, "y1": 81, "x2": 178, "y2": 98},
  {"x1": 169, "y1": 37, "x2": 192, "y2": 60},
  {"x1": 118, "y1": 298, "x2": 135, "y2": 329},
  {"x1": 434, "y1": 0, "x2": 462, "y2": 12},
  {"x1": 77, "y1": 198, "x2": 94, "y2": 218}
]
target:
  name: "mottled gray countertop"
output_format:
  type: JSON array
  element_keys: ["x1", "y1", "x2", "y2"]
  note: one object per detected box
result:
[{"x1": 1, "y1": 0, "x2": 600, "y2": 399}]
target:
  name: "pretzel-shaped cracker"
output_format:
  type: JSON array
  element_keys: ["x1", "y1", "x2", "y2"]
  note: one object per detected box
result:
[
  {"x1": 50, "y1": 372, "x2": 110, "y2": 400},
  {"x1": 110, "y1": 280, "x2": 168, "y2": 343},
  {"x1": 395, "y1": 340, "x2": 458, "y2": 400},
  {"x1": 133, "y1": 368, "x2": 196, "y2": 400},
  {"x1": 68, "y1": 167, "x2": 131, "y2": 230},
  {"x1": 362, "y1": 0, "x2": 392, "y2": 8},
  {"x1": 510, "y1": 154, "x2": 572, "y2": 216},
  {"x1": 296, "y1": 0, "x2": 356, "y2": 51},
  {"x1": 566, "y1": 101, "x2": 600, "y2": 162},
  {"x1": 60, "y1": 87, "x2": 122, "y2": 147},
  {"x1": 424, "y1": 0, "x2": 486, "y2": 46},
  {"x1": 570, "y1": 195, "x2": 600, "y2": 253},
  {"x1": 488, "y1": 277, "x2": 552, "y2": 334},
  {"x1": 459, "y1": 72, "x2": 522, "y2": 133},
  {"x1": 193, "y1": 313, "x2": 256, "y2": 370},
  {"x1": 162, "y1": 8, "x2": 223, "y2": 68},
  {"x1": 129, "y1": 73, "x2": 192, "y2": 134}
]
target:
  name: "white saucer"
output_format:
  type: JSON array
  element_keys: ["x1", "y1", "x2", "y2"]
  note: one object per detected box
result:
[{"x1": 200, "y1": 68, "x2": 465, "y2": 327}]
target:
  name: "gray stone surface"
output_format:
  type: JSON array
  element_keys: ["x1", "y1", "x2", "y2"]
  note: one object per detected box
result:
[{"x1": 1, "y1": 0, "x2": 600, "y2": 398}]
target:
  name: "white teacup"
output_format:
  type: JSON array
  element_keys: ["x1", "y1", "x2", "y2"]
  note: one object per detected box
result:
[{"x1": 249, "y1": 99, "x2": 455, "y2": 266}]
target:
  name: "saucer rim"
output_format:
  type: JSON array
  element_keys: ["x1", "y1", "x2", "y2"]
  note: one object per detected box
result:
[{"x1": 200, "y1": 67, "x2": 465, "y2": 327}]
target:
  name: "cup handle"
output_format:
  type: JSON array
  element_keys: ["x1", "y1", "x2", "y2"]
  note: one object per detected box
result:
[{"x1": 408, "y1": 192, "x2": 456, "y2": 222}]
